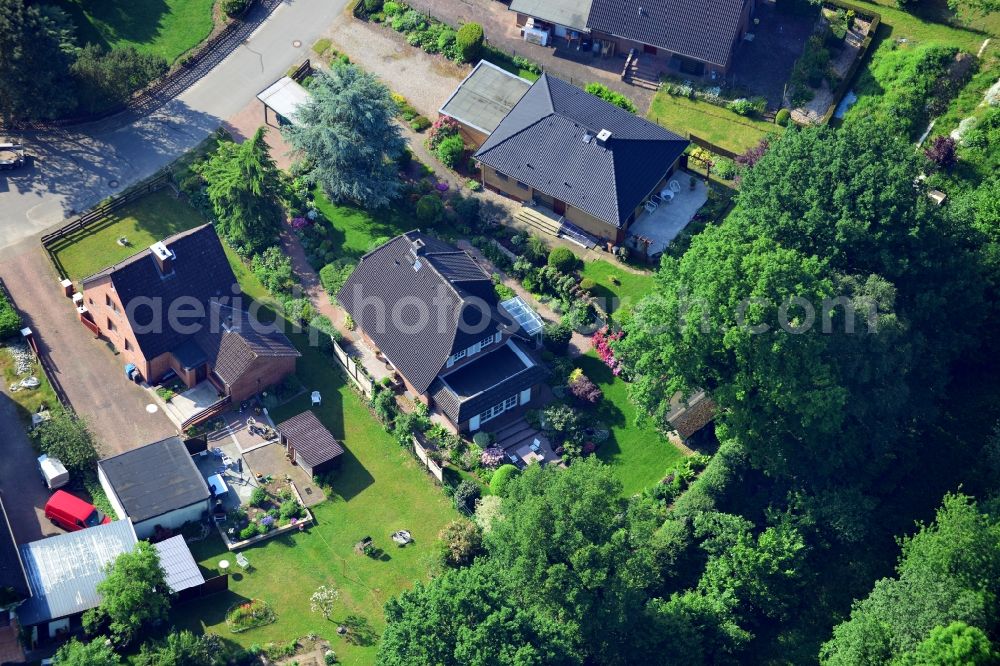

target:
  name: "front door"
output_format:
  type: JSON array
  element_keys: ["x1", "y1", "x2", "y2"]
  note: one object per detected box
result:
[
  {"x1": 553, "y1": 199, "x2": 566, "y2": 216},
  {"x1": 196, "y1": 363, "x2": 207, "y2": 382},
  {"x1": 643, "y1": 44, "x2": 657, "y2": 55}
]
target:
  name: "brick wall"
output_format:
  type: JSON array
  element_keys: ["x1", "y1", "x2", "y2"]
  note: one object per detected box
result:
[{"x1": 227, "y1": 355, "x2": 297, "y2": 402}]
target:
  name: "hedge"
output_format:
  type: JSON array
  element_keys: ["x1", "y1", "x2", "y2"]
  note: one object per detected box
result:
[
  {"x1": 0, "y1": 291, "x2": 21, "y2": 339},
  {"x1": 455, "y1": 23, "x2": 484, "y2": 63}
]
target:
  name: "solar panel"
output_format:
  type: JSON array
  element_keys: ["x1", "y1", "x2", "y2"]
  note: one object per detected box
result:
[{"x1": 501, "y1": 296, "x2": 545, "y2": 336}]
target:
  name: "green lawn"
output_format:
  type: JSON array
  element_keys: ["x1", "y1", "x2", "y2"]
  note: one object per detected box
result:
[
  {"x1": 51, "y1": 189, "x2": 206, "y2": 285},
  {"x1": 848, "y1": 0, "x2": 995, "y2": 48},
  {"x1": 576, "y1": 354, "x2": 686, "y2": 495},
  {"x1": 52, "y1": 191, "x2": 457, "y2": 664},
  {"x1": 54, "y1": 0, "x2": 217, "y2": 63},
  {"x1": 647, "y1": 93, "x2": 779, "y2": 155},
  {"x1": 311, "y1": 190, "x2": 415, "y2": 261},
  {"x1": 581, "y1": 261, "x2": 655, "y2": 314}
]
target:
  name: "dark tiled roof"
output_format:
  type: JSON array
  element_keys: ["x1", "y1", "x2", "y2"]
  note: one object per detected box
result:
[
  {"x1": 475, "y1": 75, "x2": 688, "y2": 227},
  {"x1": 195, "y1": 304, "x2": 300, "y2": 385},
  {"x1": 277, "y1": 411, "x2": 345, "y2": 468},
  {"x1": 587, "y1": 0, "x2": 748, "y2": 69},
  {"x1": 82, "y1": 224, "x2": 241, "y2": 361},
  {"x1": 0, "y1": 494, "x2": 29, "y2": 606},
  {"x1": 667, "y1": 391, "x2": 716, "y2": 439},
  {"x1": 98, "y1": 437, "x2": 211, "y2": 522},
  {"x1": 337, "y1": 232, "x2": 506, "y2": 394},
  {"x1": 430, "y1": 340, "x2": 546, "y2": 424}
]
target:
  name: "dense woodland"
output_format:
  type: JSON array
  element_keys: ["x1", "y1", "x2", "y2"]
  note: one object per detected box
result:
[{"x1": 379, "y1": 83, "x2": 1000, "y2": 666}]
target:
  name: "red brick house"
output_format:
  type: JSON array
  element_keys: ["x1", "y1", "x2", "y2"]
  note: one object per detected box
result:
[{"x1": 81, "y1": 224, "x2": 299, "y2": 400}]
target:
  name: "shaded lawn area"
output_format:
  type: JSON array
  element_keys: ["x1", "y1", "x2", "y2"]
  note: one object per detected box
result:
[
  {"x1": 581, "y1": 261, "x2": 655, "y2": 314},
  {"x1": 647, "y1": 93, "x2": 780, "y2": 155},
  {"x1": 484, "y1": 46, "x2": 541, "y2": 82},
  {"x1": 53, "y1": 0, "x2": 217, "y2": 63},
  {"x1": 575, "y1": 353, "x2": 686, "y2": 495},
  {"x1": 311, "y1": 189, "x2": 415, "y2": 261},
  {"x1": 847, "y1": 0, "x2": 995, "y2": 47},
  {"x1": 66, "y1": 196, "x2": 463, "y2": 664},
  {"x1": 51, "y1": 189, "x2": 205, "y2": 285}
]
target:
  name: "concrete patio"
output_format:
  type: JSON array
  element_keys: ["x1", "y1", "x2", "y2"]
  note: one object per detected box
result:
[
  {"x1": 162, "y1": 381, "x2": 224, "y2": 428},
  {"x1": 626, "y1": 177, "x2": 708, "y2": 258},
  {"x1": 243, "y1": 442, "x2": 326, "y2": 507}
]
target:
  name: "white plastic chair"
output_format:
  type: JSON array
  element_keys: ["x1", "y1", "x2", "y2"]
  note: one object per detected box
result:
[{"x1": 311, "y1": 391, "x2": 322, "y2": 406}]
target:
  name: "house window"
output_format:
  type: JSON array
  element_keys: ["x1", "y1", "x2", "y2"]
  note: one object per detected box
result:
[
  {"x1": 495, "y1": 169, "x2": 509, "y2": 182},
  {"x1": 124, "y1": 339, "x2": 131, "y2": 351},
  {"x1": 447, "y1": 348, "x2": 467, "y2": 368},
  {"x1": 478, "y1": 393, "x2": 519, "y2": 425},
  {"x1": 476, "y1": 332, "x2": 497, "y2": 352},
  {"x1": 107, "y1": 318, "x2": 115, "y2": 332},
  {"x1": 516, "y1": 181, "x2": 529, "y2": 190},
  {"x1": 105, "y1": 293, "x2": 118, "y2": 313}
]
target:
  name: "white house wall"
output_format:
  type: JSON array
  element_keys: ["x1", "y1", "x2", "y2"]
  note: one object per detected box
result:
[
  {"x1": 97, "y1": 466, "x2": 128, "y2": 521},
  {"x1": 132, "y1": 501, "x2": 210, "y2": 540}
]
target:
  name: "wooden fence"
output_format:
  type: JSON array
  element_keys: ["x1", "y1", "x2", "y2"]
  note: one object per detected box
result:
[
  {"x1": 330, "y1": 338, "x2": 374, "y2": 397},
  {"x1": 819, "y1": 0, "x2": 882, "y2": 124},
  {"x1": 41, "y1": 172, "x2": 173, "y2": 280},
  {"x1": 181, "y1": 395, "x2": 232, "y2": 431},
  {"x1": 412, "y1": 436, "x2": 445, "y2": 483}
]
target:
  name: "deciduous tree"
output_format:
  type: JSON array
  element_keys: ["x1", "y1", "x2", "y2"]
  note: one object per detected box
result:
[{"x1": 83, "y1": 542, "x2": 170, "y2": 645}]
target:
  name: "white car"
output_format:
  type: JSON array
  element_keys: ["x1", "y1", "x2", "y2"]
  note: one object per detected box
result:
[{"x1": 0, "y1": 139, "x2": 25, "y2": 170}]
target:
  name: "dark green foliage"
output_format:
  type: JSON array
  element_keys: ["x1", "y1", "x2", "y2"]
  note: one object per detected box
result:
[
  {"x1": 250, "y1": 487, "x2": 267, "y2": 507},
  {"x1": 415, "y1": 194, "x2": 444, "y2": 224},
  {"x1": 821, "y1": 494, "x2": 1000, "y2": 664},
  {"x1": 250, "y1": 246, "x2": 294, "y2": 295},
  {"x1": 547, "y1": 246, "x2": 579, "y2": 273},
  {"x1": 70, "y1": 44, "x2": 167, "y2": 114},
  {"x1": 283, "y1": 66, "x2": 406, "y2": 208},
  {"x1": 83, "y1": 542, "x2": 170, "y2": 645},
  {"x1": 282, "y1": 298, "x2": 314, "y2": 326},
  {"x1": 436, "y1": 134, "x2": 465, "y2": 169},
  {"x1": 489, "y1": 464, "x2": 519, "y2": 495},
  {"x1": 133, "y1": 631, "x2": 219, "y2": 666},
  {"x1": 584, "y1": 82, "x2": 638, "y2": 113},
  {"x1": 543, "y1": 321, "x2": 572, "y2": 355},
  {"x1": 452, "y1": 479, "x2": 480, "y2": 512},
  {"x1": 792, "y1": 35, "x2": 831, "y2": 89},
  {"x1": 54, "y1": 638, "x2": 120, "y2": 666},
  {"x1": 896, "y1": 622, "x2": 998, "y2": 666},
  {"x1": 32, "y1": 407, "x2": 99, "y2": 475},
  {"x1": 202, "y1": 128, "x2": 284, "y2": 255},
  {"x1": 279, "y1": 499, "x2": 302, "y2": 520},
  {"x1": 0, "y1": 0, "x2": 77, "y2": 122},
  {"x1": 452, "y1": 194, "x2": 480, "y2": 225},
  {"x1": 409, "y1": 115, "x2": 431, "y2": 132},
  {"x1": 0, "y1": 290, "x2": 21, "y2": 339},
  {"x1": 775, "y1": 108, "x2": 791, "y2": 126},
  {"x1": 454, "y1": 22, "x2": 484, "y2": 62},
  {"x1": 373, "y1": 387, "x2": 397, "y2": 426},
  {"x1": 222, "y1": 0, "x2": 251, "y2": 17},
  {"x1": 364, "y1": 0, "x2": 384, "y2": 12}
]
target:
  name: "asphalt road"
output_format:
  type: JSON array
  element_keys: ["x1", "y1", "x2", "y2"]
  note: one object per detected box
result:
[{"x1": 0, "y1": 0, "x2": 350, "y2": 258}]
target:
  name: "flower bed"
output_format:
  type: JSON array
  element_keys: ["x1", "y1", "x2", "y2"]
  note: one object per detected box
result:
[
  {"x1": 217, "y1": 481, "x2": 314, "y2": 550},
  {"x1": 226, "y1": 598, "x2": 276, "y2": 633}
]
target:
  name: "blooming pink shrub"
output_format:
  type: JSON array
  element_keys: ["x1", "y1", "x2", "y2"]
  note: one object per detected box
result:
[
  {"x1": 480, "y1": 447, "x2": 505, "y2": 468},
  {"x1": 592, "y1": 326, "x2": 625, "y2": 377}
]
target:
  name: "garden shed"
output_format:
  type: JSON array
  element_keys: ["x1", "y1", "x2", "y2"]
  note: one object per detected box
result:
[
  {"x1": 277, "y1": 411, "x2": 345, "y2": 478},
  {"x1": 98, "y1": 437, "x2": 211, "y2": 539},
  {"x1": 439, "y1": 60, "x2": 532, "y2": 147}
]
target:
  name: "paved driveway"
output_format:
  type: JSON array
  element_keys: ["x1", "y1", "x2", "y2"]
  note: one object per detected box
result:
[
  {"x1": 0, "y1": 249, "x2": 177, "y2": 455},
  {"x1": 0, "y1": 395, "x2": 61, "y2": 543}
]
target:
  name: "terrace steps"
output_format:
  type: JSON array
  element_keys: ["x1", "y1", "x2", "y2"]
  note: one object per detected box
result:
[
  {"x1": 491, "y1": 418, "x2": 543, "y2": 453},
  {"x1": 515, "y1": 205, "x2": 563, "y2": 237},
  {"x1": 625, "y1": 59, "x2": 662, "y2": 90}
]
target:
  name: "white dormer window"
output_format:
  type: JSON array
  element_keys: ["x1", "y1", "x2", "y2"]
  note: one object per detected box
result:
[
  {"x1": 446, "y1": 348, "x2": 467, "y2": 368},
  {"x1": 478, "y1": 332, "x2": 498, "y2": 351}
]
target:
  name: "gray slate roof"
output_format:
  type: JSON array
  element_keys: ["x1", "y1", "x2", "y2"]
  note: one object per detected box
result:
[
  {"x1": 153, "y1": 535, "x2": 205, "y2": 593},
  {"x1": 429, "y1": 340, "x2": 546, "y2": 424},
  {"x1": 0, "y1": 494, "x2": 30, "y2": 606},
  {"x1": 587, "y1": 0, "x2": 748, "y2": 69},
  {"x1": 98, "y1": 437, "x2": 210, "y2": 523},
  {"x1": 82, "y1": 224, "x2": 240, "y2": 361},
  {"x1": 277, "y1": 411, "x2": 345, "y2": 468},
  {"x1": 196, "y1": 303, "x2": 300, "y2": 385},
  {"x1": 337, "y1": 232, "x2": 505, "y2": 394},
  {"x1": 475, "y1": 74, "x2": 688, "y2": 227},
  {"x1": 17, "y1": 520, "x2": 138, "y2": 625},
  {"x1": 510, "y1": 0, "x2": 594, "y2": 33},
  {"x1": 440, "y1": 60, "x2": 533, "y2": 135}
]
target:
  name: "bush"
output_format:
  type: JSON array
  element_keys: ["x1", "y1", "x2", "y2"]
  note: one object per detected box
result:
[
  {"x1": 455, "y1": 23, "x2": 484, "y2": 62},
  {"x1": 439, "y1": 520, "x2": 482, "y2": 566},
  {"x1": 714, "y1": 157, "x2": 737, "y2": 180},
  {"x1": 452, "y1": 479, "x2": 481, "y2": 512},
  {"x1": 466, "y1": 178, "x2": 482, "y2": 191},
  {"x1": 543, "y1": 321, "x2": 572, "y2": 355},
  {"x1": 251, "y1": 246, "x2": 294, "y2": 295},
  {"x1": 490, "y1": 464, "x2": 519, "y2": 495},
  {"x1": 584, "y1": 82, "x2": 637, "y2": 113},
  {"x1": 319, "y1": 259, "x2": 354, "y2": 296},
  {"x1": 437, "y1": 134, "x2": 465, "y2": 168},
  {"x1": 222, "y1": 0, "x2": 250, "y2": 17},
  {"x1": 924, "y1": 135, "x2": 957, "y2": 170},
  {"x1": 283, "y1": 298, "x2": 314, "y2": 326},
  {"x1": 547, "y1": 246, "x2": 579, "y2": 273},
  {"x1": 568, "y1": 373, "x2": 603, "y2": 405},
  {"x1": 363, "y1": 0, "x2": 383, "y2": 13},
  {"x1": 727, "y1": 98, "x2": 754, "y2": 116},
  {"x1": 0, "y1": 291, "x2": 22, "y2": 339},
  {"x1": 239, "y1": 525, "x2": 258, "y2": 540},
  {"x1": 410, "y1": 115, "x2": 431, "y2": 132},
  {"x1": 279, "y1": 500, "x2": 302, "y2": 520},
  {"x1": 775, "y1": 108, "x2": 791, "y2": 126},
  {"x1": 382, "y1": 1, "x2": 404, "y2": 15},
  {"x1": 453, "y1": 195, "x2": 480, "y2": 224},
  {"x1": 250, "y1": 487, "x2": 268, "y2": 508},
  {"x1": 472, "y1": 431, "x2": 492, "y2": 448},
  {"x1": 416, "y1": 194, "x2": 445, "y2": 224},
  {"x1": 71, "y1": 45, "x2": 168, "y2": 115}
]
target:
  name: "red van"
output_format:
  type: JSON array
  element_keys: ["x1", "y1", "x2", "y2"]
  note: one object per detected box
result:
[{"x1": 44, "y1": 490, "x2": 111, "y2": 532}]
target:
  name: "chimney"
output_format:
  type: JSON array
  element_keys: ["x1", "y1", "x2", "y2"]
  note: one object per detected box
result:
[
  {"x1": 410, "y1": 237, "x2": 426, "y2": 271},
  {"x1": 150, "y1": 241, "x2": 175, "y2": 275},
  {"x1": 596, "y1": 129, "x2": 613, "y2": 146}
]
